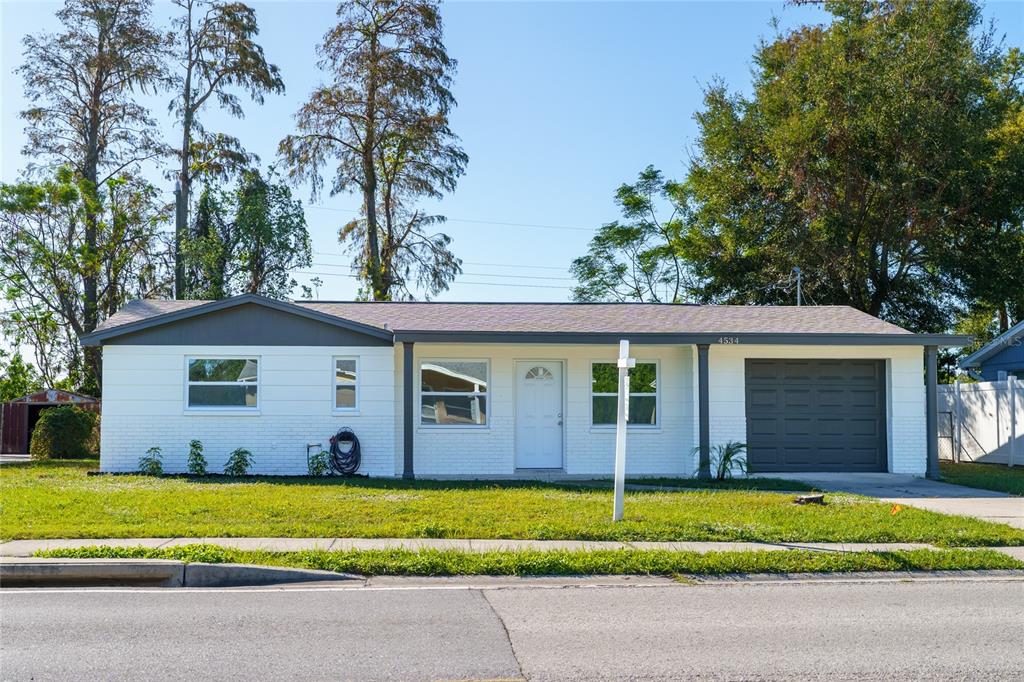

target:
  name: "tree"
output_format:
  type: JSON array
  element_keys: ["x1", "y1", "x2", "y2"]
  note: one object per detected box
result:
[
  {"x1": 182, "y1": 170, "x2": 312, "y2": 300},
  {"x1": 169, "y1": 0, "x2": 285, "y2": 296},
  {"x1": 571, "y1": 166, "x2": 695, "y2": 303},
  {"x1": 0, "y1": 351, "x2": 41, "y2": 402},
  {"x1": 0, "y1": 169, "x2": 170, "y2": 394},
  {"x1": 280, "y1": 0, "x2": 467, "y2": 300},
  {"x1": 679, "y1": 0, "x2": 1023, "y2": 332},
  {"x1": 18, "y1": 0, "x2": 167, "y2": 383}
]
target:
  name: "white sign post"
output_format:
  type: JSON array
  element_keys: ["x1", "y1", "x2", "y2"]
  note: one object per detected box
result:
[{"x1": 613, "y1": 340, "x2": 636, "y2": 522}]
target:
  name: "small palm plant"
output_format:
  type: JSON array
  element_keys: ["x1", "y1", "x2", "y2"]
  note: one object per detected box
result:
[
  {"x1": 223, "y1": 448, "x2": 254, "y2": 476},
  {"x1": 713, "y1": 441, "x2": 748, "y2": 480},
  {"x1": 138, "y1": 447, "x2": 163, "y2": 476},
  {"x1": 187, "y1": 439, "x2": 207, "y2": 476}
]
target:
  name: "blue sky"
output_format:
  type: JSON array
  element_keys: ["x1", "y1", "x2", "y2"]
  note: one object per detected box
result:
[{"x1": 2, "y1": 0, "x2": 1022, "y2": 302}]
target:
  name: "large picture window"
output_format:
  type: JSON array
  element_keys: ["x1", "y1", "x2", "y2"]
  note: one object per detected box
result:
[
  {"x1": 421, "y1": 360, "x2": 488, "y2": 426},
  {"x1": 187, "y1": 358, "x2": 258, "y2": 409},
  {"x1": 334, "y1": 357, "x2": 358, "y2": 410},
  {"x1": 591, "y1": 361, "x2": 657, "y2": 426}
]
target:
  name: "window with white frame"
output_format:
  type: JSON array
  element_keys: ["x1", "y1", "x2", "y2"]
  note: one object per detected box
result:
[
  {"x1": 420, "y1": 360, "x2": 488, "y2": 426},
  {"x1": 334, "y1": 357, "x2": 358, "y2": 410},
  {"x1": 187, "y1": 358, "x2": 258, "y2": 409},
  {"x1": 591, "y1": 361, "x2": 657, "y2": 426}
]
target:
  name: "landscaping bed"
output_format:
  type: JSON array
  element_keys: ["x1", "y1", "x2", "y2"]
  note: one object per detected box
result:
[
  {"x1": 36, "y1": 544, "x2": 1024, "y2": 576},
  {"x1": 940, "y1": 461, "x2": 1024, "y2": 496},
  {"x1": 4, "y1": 460, "x2": 1024, "y2": 546}
]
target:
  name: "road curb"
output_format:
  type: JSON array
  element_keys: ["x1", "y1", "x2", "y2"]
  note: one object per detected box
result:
[{"x1": 0, "y1": 558, "x2": 361, "y2": 588}]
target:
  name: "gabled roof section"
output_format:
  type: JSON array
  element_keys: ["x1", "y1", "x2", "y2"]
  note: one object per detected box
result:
[
  {"x1": 959, "y1": 318, "x2": 1024, "y2": 368},
  {"x1": 80, "y1": 294, "x2": 393, "y2": 346}
]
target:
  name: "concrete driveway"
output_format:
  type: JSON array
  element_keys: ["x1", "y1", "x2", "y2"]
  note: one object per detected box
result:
[{"x1": 774, "y1": 473, "x2": 1024, "y2": 529}]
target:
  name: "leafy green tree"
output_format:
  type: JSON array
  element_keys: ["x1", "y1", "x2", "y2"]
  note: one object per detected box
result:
[
  {"x1": 169, "y1": 0, "x2": 285, "y2": 295},
  {"x1": 0, "y1": 169, "x2": 169, "y2": 394},
  {"x1": 0, "y1": 351, "x2": 41, "y2": 401},
  {"x1": 280, "y1": 0, "x2": 467, "y2": 300},
  {"x1": 182, "y1": 170, "x2": 312, "y2": 299},
  {"x1": 571, "y1": 167, "x2": 695, "y2": 303},
  {"x1": 678, "y1": 0, "x2": 1023, "y2": 332},
  {"x1": 17, "y1": 0, "x2": 167, "y2": 384}
]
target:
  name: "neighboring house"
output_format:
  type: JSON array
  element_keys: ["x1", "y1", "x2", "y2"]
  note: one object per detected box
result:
[
  {"x1": 959, "y1": 319, "x2": 1024, "y2": 381},
  {"x1": 80, "y1": 294, "x2": 966, "y2": 478}
]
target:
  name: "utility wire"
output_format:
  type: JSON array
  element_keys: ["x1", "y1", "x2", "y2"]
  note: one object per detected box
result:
[
  {"x1": 313, "y1": 251, "x2": 571, "y2": 272},
  {"x1": 309, "y1": 262, "x2": 575, "y2": 281},
  {"x1": 294, "y1": 270, "x2": 574, "y2": 290},
  {"x1": 307, "y1": 205, "x2": 594, "y2": 232}
]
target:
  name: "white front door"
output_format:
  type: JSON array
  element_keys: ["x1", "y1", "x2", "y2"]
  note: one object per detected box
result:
[{"x1": 515, "y1": 361, "x2": 564, "y2": 469}]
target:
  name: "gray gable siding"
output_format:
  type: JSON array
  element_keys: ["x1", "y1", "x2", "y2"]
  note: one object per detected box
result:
[{"x1": 102, "y1": 303, "x2": 392, "y2": 347}]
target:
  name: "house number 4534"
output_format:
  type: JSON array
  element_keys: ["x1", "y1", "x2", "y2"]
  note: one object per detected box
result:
[{"x1": 717, "y1": 337, "x2": 740, "y2": 344}]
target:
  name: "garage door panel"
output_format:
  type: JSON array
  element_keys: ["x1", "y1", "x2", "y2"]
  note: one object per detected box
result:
[{"x1": 745, "y1": 359, "x2": 887, "y2": 473}]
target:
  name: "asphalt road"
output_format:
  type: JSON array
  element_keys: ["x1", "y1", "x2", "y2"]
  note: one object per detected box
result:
[{"x1": 3, "y1": 577, "x2": 1023, "y2": 680}]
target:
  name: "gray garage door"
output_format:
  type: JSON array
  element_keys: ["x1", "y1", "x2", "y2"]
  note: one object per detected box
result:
[{"x1": 745, "y1": 359, "x2": 887, "y2": 472}]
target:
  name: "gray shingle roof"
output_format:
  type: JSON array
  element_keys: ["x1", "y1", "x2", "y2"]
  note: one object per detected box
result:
[{"x1": 95, "y1": 298, "x2": 912, "y2": 336}]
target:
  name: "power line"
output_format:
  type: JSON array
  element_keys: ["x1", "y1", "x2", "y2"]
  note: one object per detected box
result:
[
  {"x1": 309, "y1": 262, "x2": 575, "y2": 281},
  {"x1": 307, "y1": 205, "x2": 594, "y2": 232},
  {"x1": 313, "y1": 251, "x2": 571, "y2": 272},
  {"x1": 294, "y1": 269, "x2": 575, "y2": 290}
]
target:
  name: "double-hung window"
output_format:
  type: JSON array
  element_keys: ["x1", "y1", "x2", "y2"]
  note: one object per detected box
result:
[
  {"x1": 186, "y1": 358, "x2": 259, "y2": 409},
  {"x1": 591, "y1": 361, "x2": 658, "y2": 426},
  {"x1": 420, "y1": 360, "x2": 488, "y2": 426},
  {"x1": 334, "y1": 357, "x2": 359, "y2": 411}
]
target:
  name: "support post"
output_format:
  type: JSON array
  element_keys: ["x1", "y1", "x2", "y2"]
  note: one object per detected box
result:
[
  {"x1": 954, "y1": 380, "x2": 963, "y2": 463},
  {"x1": 402, "y1": 341, "x2": 415, "y2": 480},
  {"x1": 1009, "y1": 375, "x2": 1018, "y2": 468},
  {"x1": 613, "y1": 340, "x2": 635, "y2": 522},
  {"x1": 925, "y1": 345, "x2": 940, "y2": 480},
  {"x1": 697, "y1": 344, "x2": 711, "y2": 480}
]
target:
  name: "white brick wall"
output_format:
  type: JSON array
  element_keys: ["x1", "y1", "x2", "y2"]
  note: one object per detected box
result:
[
  {"x1": 100, "y1": 345, "x2": 396, "y2": 476},
  {"x1": 397, "y1": 343, "x2": 695, "y2": 477},
  {"x1": 100, "y1": 341, "x2": 929, "y2": 478}
]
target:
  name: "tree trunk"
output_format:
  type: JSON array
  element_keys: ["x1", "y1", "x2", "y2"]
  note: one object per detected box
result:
[
  {"x1": 82, "y1": 67, "x2": 103, "y2": 393},
  {"x1": 362, "y1": 34, "x2": 386, "y2": 301},
  {"x1": 176, "y1": 8, "x2": 196, "y2": 299}
]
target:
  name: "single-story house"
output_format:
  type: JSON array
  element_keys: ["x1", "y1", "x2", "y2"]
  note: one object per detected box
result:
[
  {"x1": 959, "y1": 319, "x2": 1024, "y2": 381},
  {"x1": 81, "y1": 294, "x2": 967, "y2": 479}
]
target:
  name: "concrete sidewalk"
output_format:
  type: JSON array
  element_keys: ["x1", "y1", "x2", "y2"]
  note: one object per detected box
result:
[{"x1": 1, "y1": 536, "x2": 1016, "y2": 558}]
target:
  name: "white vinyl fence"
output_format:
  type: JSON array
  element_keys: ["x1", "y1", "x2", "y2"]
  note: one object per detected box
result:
[{"x1": 938, "y1": 377, "x2": 1021, "y2": 466}]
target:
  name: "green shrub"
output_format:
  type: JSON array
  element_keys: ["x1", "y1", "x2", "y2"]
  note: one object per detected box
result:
[
  {"x1": 28, "y1": 406, "x2": 98, "y2": 459},
  {"x1": 138, "y1": 447, "x2": 163, "y2": 476},
  {"x1": 307, "y1": 450, "x2": 330, "y2": 476},
  {"x1": 187, "y1": 440, "x2": 207, "y2": 476},
  {"x1": 223, "y1": 448, "x2": 253, "y2": 476}
]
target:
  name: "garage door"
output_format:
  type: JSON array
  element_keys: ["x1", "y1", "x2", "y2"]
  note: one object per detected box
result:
[{"x1": 745, "y1": 359, "x2": 887, "y2": 472}]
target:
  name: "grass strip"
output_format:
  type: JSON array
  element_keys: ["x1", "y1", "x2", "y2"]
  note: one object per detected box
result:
[
  {"x1": 35, "y1": 544, "x2": 1023, "y2": 576},
  {"x1": 6, "y1": 461, "x2": 1024, "y2": 546},
  {"x1": 940, "y1": 461, "x2": 1024, "y2": 496}
]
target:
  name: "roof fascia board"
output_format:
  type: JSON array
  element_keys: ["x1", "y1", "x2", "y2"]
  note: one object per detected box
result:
[
  {"x1": 958, "y1": 319, "x2": 1024, "y2": 368},
  {"x1": 80, "y1": 294, "x2": 393, "y2": 346},
  {"x1": 394, "y1": 331, "x2": 971, "y2": 347}
]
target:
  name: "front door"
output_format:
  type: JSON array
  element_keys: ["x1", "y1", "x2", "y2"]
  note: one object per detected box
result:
[{"x1": 515, "y1": 361, "x2": 564, "y2": 469}]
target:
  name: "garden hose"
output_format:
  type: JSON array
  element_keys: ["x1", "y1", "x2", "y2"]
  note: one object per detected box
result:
[{"x1": 328, "y1": 427, "x2": 361, "y2": 476}]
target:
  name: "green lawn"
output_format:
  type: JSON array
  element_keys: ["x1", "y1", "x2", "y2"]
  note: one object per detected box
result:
[
  {"x1": 3, "y1": 459, "x2": 1023, "y2": 546},
  {"x1": 941, "y1": 461, "x2": 1024, "y2": 496},
  {"x1": 37, "y1": 544, "x2": 1024, "y2": 576},
  {"x1": 614, "y1": 477, "x2": 817, "y2": 491}
]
